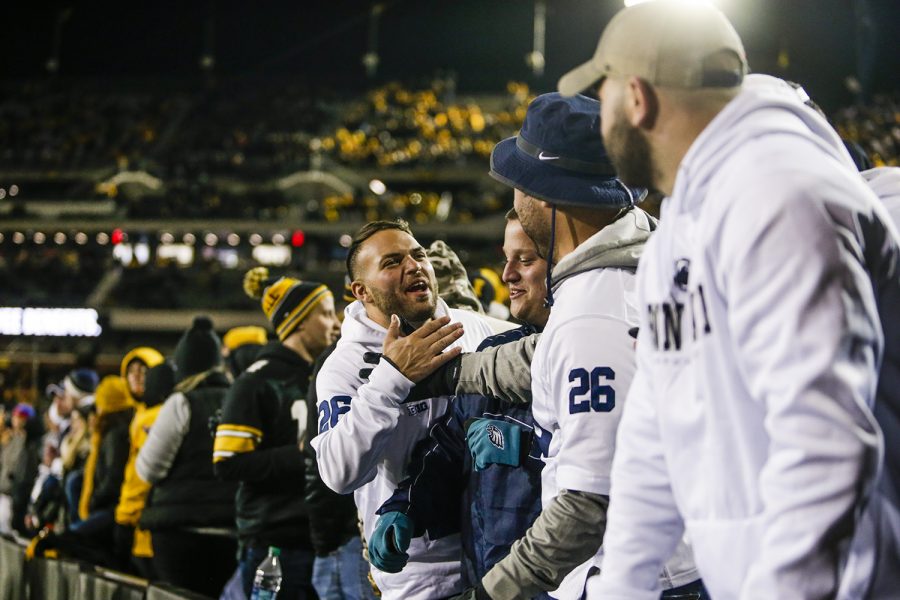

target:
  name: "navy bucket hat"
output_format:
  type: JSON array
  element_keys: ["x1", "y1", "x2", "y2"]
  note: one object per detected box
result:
[{"x1": 490, "y1": 92, "x2": 646, "y2": 208}]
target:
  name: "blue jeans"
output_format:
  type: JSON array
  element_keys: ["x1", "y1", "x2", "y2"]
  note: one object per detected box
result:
[
  {"x1": 241, "y1": 544, "x2": 316, "y2": 600},
  {"x1": 64, "y1": 470, "x2": 84, "y2": 526},
  {"x1": 68, "y1": 508, "x2": 113, "y2": 536},
  {"x1": 311, "y1": 537, "x2": 376, "y2": 600}
]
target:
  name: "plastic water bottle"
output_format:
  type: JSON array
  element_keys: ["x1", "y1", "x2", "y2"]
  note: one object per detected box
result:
[{"x1": 250, "y1": 546, "x2": 283, "y2": 600}]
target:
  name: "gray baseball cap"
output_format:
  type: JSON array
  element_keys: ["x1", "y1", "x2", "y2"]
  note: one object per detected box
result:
[{"x1": 559, "y1": 1, "x2": 748, "y2": 96}]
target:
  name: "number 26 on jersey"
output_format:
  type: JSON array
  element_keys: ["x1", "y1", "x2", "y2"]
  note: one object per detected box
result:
[
  {"x1": 568, "y1": 367, "x2": 615, "y2": 414},
  {"x1": 318, "y1": 396, "x2": 351, "y2": 433}
]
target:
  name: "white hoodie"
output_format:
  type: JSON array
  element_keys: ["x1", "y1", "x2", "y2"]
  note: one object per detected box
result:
[
  {"x1": 589, "y1": 82, "x2": 899, "y2": 599},
  {"x1": 862, "y1": 166, "x2": 900, "y2": 229},
  {"x1": 311, "y1": 298, "x2": 493, "y2": 600}
]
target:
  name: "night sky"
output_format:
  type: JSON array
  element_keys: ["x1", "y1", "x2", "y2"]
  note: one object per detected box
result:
[{"x1": 3, "y1": 0, "x2": 898, "y2": 109}]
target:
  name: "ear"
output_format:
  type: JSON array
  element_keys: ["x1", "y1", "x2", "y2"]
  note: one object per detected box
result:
[
  {"x1": 350, "y1": 280, "x2": 368, "y2": 302},
  {"x1": 625, "y1": 76, "x2": 658, "y2": 129}
]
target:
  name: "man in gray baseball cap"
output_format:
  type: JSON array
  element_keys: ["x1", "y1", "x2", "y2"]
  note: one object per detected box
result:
[
  {"x1": 559, "y1": 2, "x2": 900, "y2": 599},
  {"x1": 558, "y1": 0, "x2": 746, "y2": 96}
]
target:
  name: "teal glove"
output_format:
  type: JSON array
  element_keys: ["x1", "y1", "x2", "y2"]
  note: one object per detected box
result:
[
  {"x1": 368, "y1": 511, "x2": 413, "y2": 573},
  {"x1": 466, "y1": 419, "x2": 523, "y2": 471}
]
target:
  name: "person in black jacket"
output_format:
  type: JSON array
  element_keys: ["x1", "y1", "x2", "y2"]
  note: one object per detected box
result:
[
  {"x1": 137, "y1": 316, "x2": 238, "y2": 598},
  {"x1": 304, "y1": 341, "x2": 377, "y2": 600},
  {"x1": 215, "y1": 267, "x2": 340, "y2": 600}
]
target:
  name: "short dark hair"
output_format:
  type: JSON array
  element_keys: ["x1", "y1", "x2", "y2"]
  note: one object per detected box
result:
[
  {"x1": 346, "y1": 219, "x2": 414, "y2": 281},
  {"x1": 505, "y1": 208, "x2": 518, "y2": 221}
]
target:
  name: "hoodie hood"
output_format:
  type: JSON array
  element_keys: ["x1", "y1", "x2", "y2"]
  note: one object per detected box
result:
[
  {"x1": 94, "y1": 375, "x2": 133, "y2": 416},
  {"x1": 256, "y1": 340, "x2": 310, "y2": 368},
  {"x1": 551, "y1": 207, "x2": 655, "y2": 293},
  {"x1": 120, "y1": 347, "x2": 165, "y2": 379},
  {"x1": 120, "y1": 346, "x2": 165, "y2": 402},
  {"x1": 673, "y1": 78, "x2": 857, "y2": 215},
  {"x1": 339, "y1": 297, "x2": 453, "y2": 348},
  {"x1": 226, "y1": 342, "x2": 265, "y2": 376}
]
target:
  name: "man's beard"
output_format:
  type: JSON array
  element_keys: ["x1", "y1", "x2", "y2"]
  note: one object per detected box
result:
[
  {"x1": 606, "y1": 107, "x2": 656, "y2": 190},
  {"x1": 369, "y1": 281, "x2": 438, "y2": 326}
]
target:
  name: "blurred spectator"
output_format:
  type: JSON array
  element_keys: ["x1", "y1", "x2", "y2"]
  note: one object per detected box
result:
[
  {"x1": 45, "y1": 369, "x2": 98, "y2": 453},
  {"x1": 25, "y1": 437, "x2": 63, "y2": 533},
  {"x1": 0, "y1": 403, "x2": 42, "y2": 535},
  {"x1": 216, "y1": 268, "x2": 341, "y2": 600},
  {"x1": 74, "y1": 376, "x2": 132, "y2": 547},
  {"x1": 137, "y1": 317, "x2": 237, "y2": 597},
  {"x1": 113, "y1": 347, "x2": 166, "y2": 577},
  {"x1": 59, "y1": 405, "x2": 92, "y2": 522},
  {"x1": 222, "y1": 325, "x2": 269, "y2": 378},
  {"x1": 470, "y1": 267, "x2": 510, "y2": 321}
]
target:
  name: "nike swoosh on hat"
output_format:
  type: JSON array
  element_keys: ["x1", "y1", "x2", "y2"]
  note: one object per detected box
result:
[{"x1": 538, "y1": 151, "x2": 559, "y2": 161}]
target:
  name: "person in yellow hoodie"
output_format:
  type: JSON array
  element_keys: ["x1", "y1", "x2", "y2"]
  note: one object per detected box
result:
[{"x1": 112, "y1": 347, "x2": 168, "y2": 578}]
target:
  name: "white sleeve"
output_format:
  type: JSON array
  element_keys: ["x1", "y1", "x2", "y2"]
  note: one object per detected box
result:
[
  {"x1": 136, "y1": 393, "x2": 190, "y2": 484},
  {"x1": 310, "y1": 355, "x2": 414, "y2": 495},
  {"x1": 548, "y1": 317, "x2": 634, "y2": 496},
  {"x1": 589, "y1": 347, "x2": 684, "y2": 600},
  {"x1": 723, "y1": 186, "x2": 881, "y2": 598}
]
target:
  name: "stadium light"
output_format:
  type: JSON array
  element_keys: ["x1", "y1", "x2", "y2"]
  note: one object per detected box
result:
[
  {"x1": 0, "y1": 307, "x2": 102, "y2": 337},
  {"x1": 369, "y1": 179, "x2": 387, "y2": 195}
]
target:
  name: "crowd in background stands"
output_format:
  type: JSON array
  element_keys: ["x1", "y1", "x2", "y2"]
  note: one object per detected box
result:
[
  {"x1": 0, "y1": 83, "x2": 524, "y2": 226},
  {"x1": 0, "y1": 244, "x2": 107, "y2": 307},
  {"x1": 0, "y1": 82, "x2": 183, "y2": 172},
  {"x1": 0, "y1": 78, "x2": 528, "y2": 178},
  {"x1": 833, "y1": 92, "x2": 900, "y2": 167},
  {"x1": 3, "y1": 79, "x2": 896, "y2": 227},
  {"x1": 317, "y1": 80, "x2": 531, "y2": 168}
]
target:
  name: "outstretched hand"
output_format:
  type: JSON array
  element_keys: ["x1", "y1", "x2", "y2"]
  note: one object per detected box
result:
[{"x1": 382, "y1": 315, "x2": 464, "y2": 382}]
